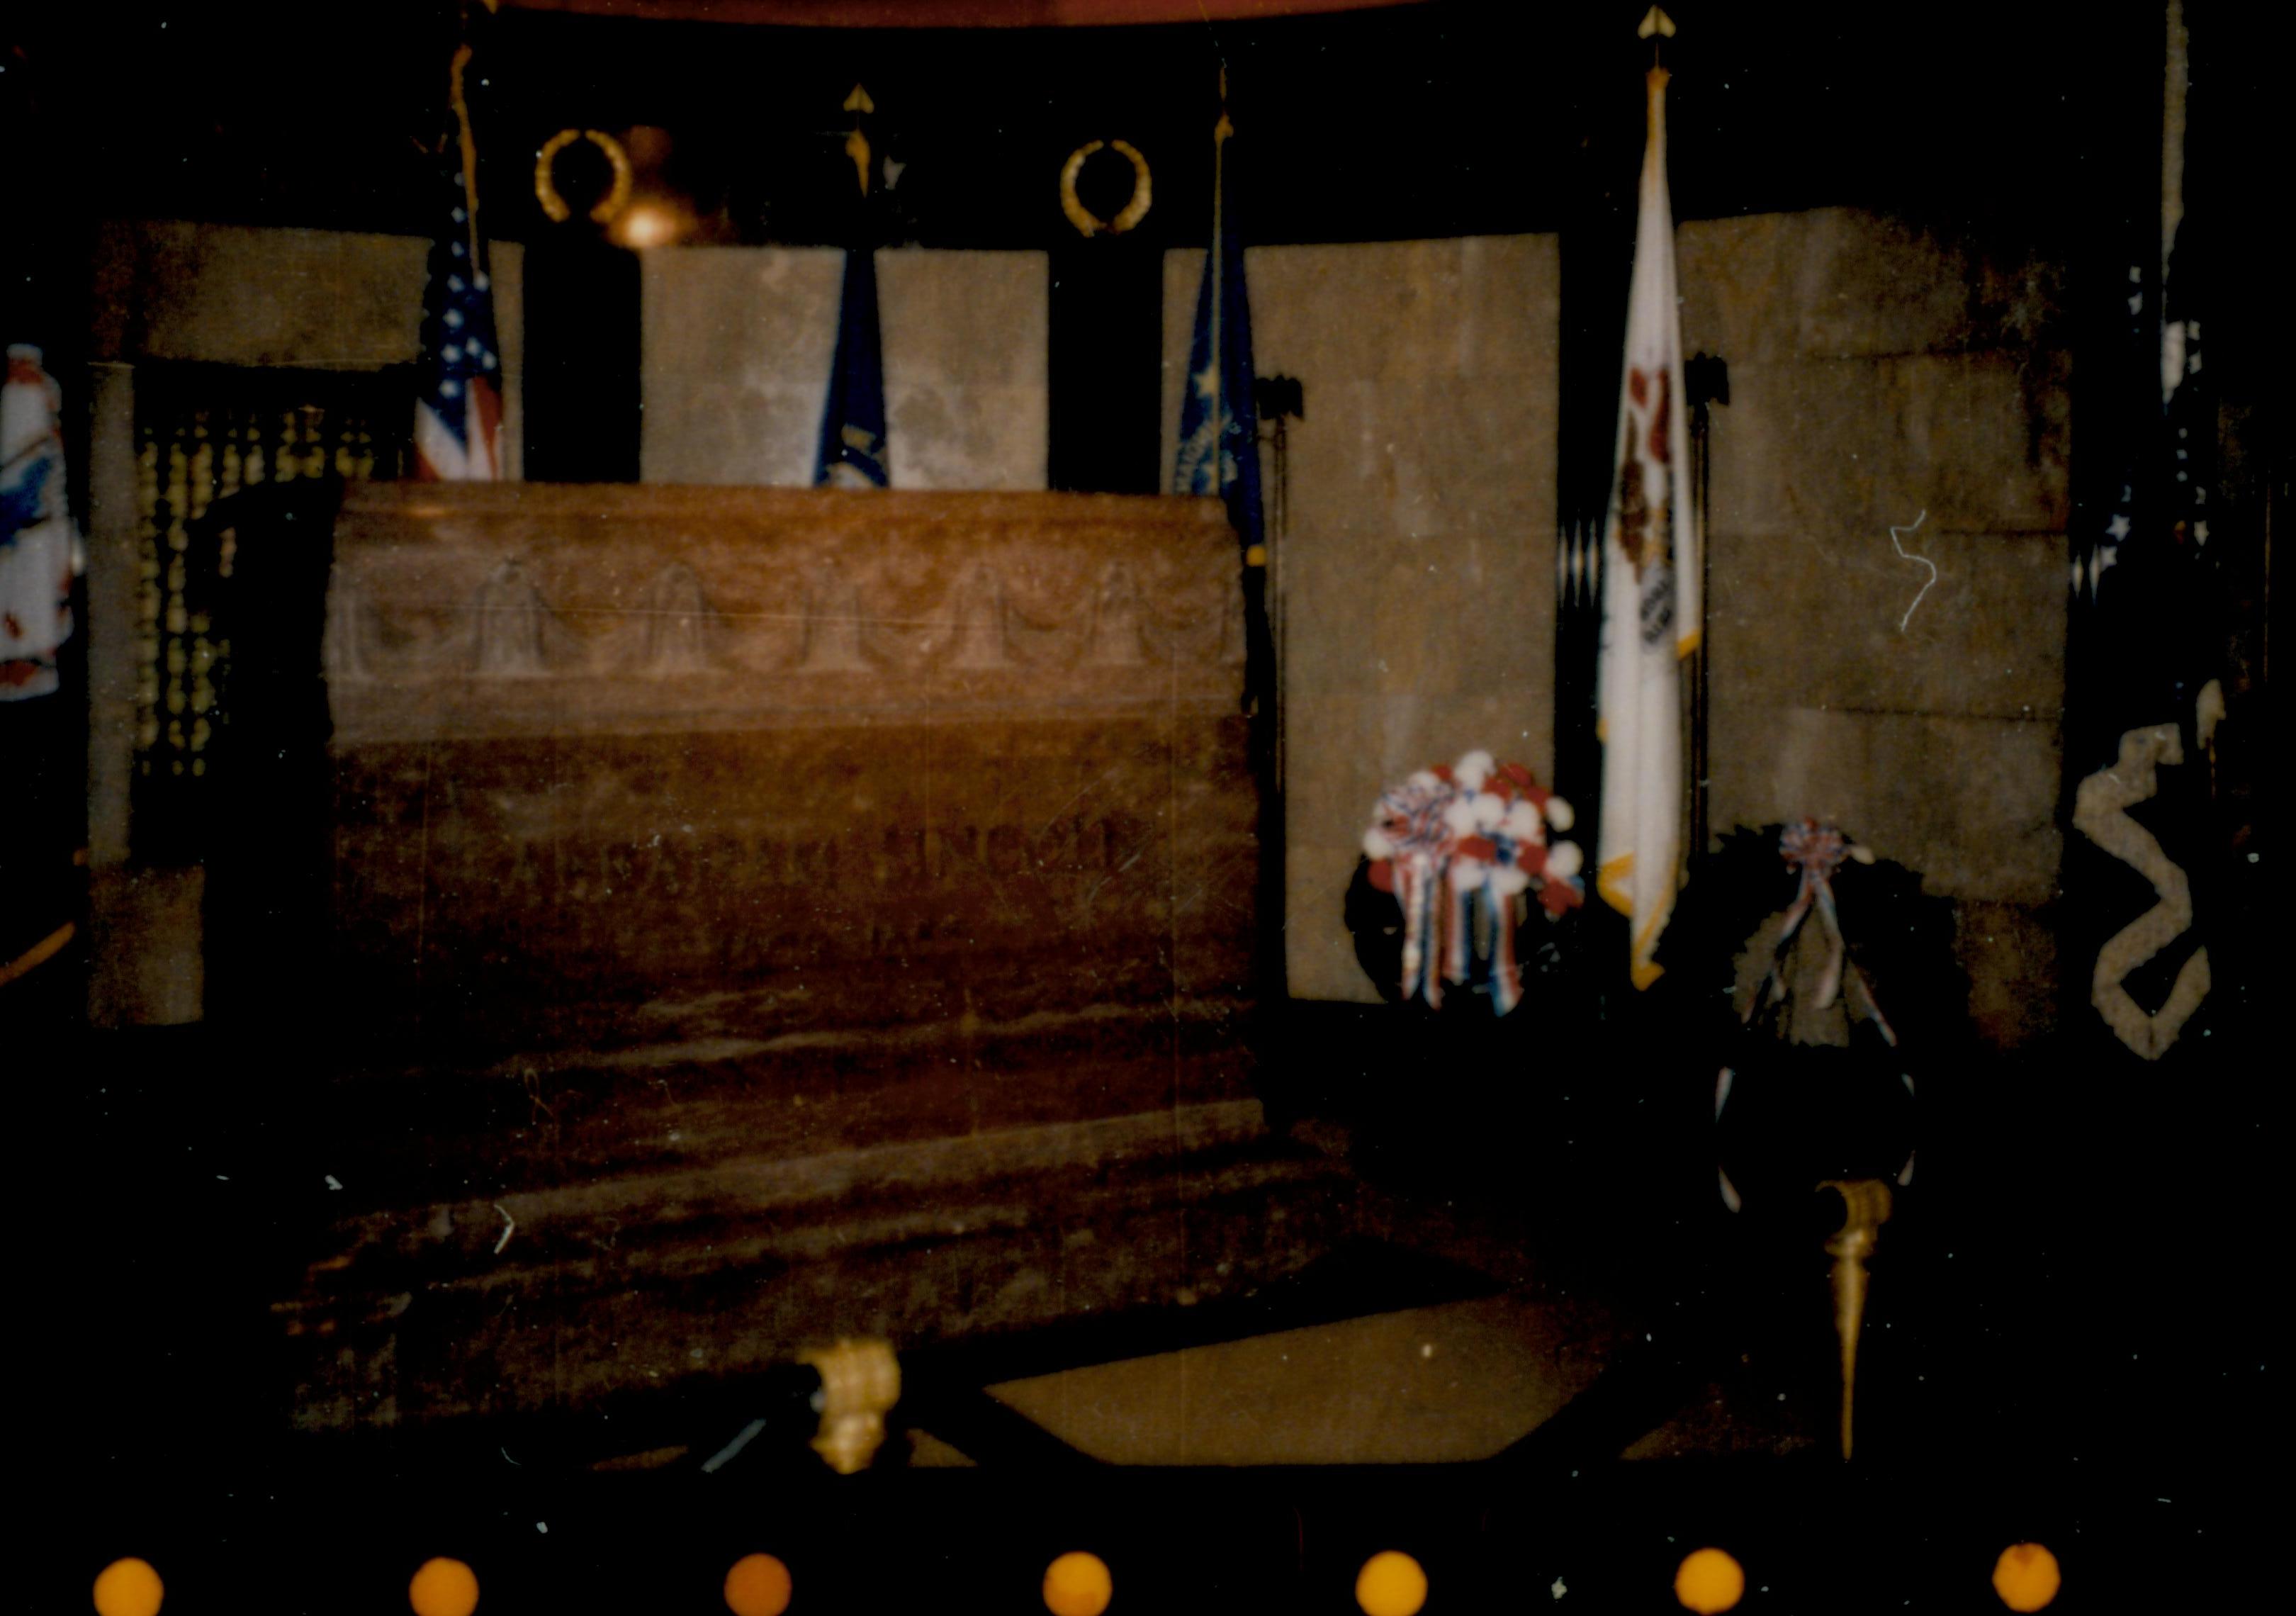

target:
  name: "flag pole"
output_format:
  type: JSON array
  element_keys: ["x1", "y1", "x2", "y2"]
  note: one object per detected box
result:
[
  {"x1": 454, "y1": 1, "x2": 498, "y2": 266},
  {"x1": 1209, "y1": 68, "x2": 1230, "y2": 491},
  {"x1": 1641, "y1": 9, "x2": 1699, "y2": 869},
  {"x1": 1687, "y1": 355, "x2": 1726, "y2": 862},
  {"x1": 1595, "y1": 3, "x2": 1692, "y2": 992},
  {"x1": 449, "y1": 46, "x2": 482, "y2": 266},
  {"x1": 1646, "y1": 0, "x2": 1703, "y2": 902},
  {"x1": 1199, "y1": 62, "x2": 1285, "y2": 1006}
]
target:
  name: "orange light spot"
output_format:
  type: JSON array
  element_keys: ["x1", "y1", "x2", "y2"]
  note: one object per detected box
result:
[
  {"x1": 408, "y1": 1557, "x2": 480, "y2": 1616},
  {"x1": 724, "y1": 1554, "x2": 793, "y2": 1616},
  {"x1": 1673, "y1": 1547, "x2": 1745, "y2": 1614},
  {"x1": 1992, "y1": 1542, "x2": 2062, "y2": 1612},
  {"x1": 1042, "y1": 1550, "x2": 1113, "y2": 1616},
  {"x1": 1355, "y1": 1550, "x2": 1428, "y2": 1616},
  {"x1": 92, "y1": 1557, "x2": 164, "y2": 1616}
]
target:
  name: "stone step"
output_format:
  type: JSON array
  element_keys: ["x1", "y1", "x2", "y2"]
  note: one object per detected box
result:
[
  {"x1": 291, "y1": 1000, "x2": 1261, "y2": 1214},
  {"x1": 277, "y1": 1098, "x2": 1361, "y2": 1435}
]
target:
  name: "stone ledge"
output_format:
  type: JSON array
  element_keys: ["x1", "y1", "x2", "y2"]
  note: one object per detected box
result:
[{"x1": 275, "y1": 1096, "x2": 1366, "y2": 1435}]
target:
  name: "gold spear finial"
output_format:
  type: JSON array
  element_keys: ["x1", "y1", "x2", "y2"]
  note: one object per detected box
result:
[
  {"x1": 1820, "y1": 1179, "x2": 1893, "y2": 1461},
  {"x1": 843, "y1": 84, "x2": 874, "y2": 197},
  {"x1": 1641, "y1": 7, "x2": 1677, "y2": 84}
]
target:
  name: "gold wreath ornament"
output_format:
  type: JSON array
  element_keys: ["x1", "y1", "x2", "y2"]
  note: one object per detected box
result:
[
  {"x1": 534, "y1": 128, "x2": 635, "y2": 225},
  {"x1": 1059, "y1": 139, "x2": 1152, "y2": 238}
]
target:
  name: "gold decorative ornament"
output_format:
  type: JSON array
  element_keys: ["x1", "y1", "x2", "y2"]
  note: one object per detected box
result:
[
  {"x1": 794, "y1": 1337, "x2": 900, "y2": 1476},
  {"x1": 1059, "y1": 139, "x2": 1152, "y2": 238},
  {"x1": 1820, "y1": 1177, "x2": 1893, "y2": 1461},
  {"x1": 844, "y1": 83, "x2": 875, "y2": 198},
  {"x1": 534, "y1": 128, "x2": 634, "y2": 225}
]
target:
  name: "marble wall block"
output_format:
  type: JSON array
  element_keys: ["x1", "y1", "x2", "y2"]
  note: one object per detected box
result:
[
  {"x1": 88, "y1": 220, "x2": 527, "y2": 471},
  {"x1": 1166, "y1": 235, "x2": 1563, "y2": 1004},
  {"x1": 641, "y1": 246, "x2": 1047, "y2": 490},
  {"x1": 1679, "y1": 208, "x2": 2073, "y2": 1046}
]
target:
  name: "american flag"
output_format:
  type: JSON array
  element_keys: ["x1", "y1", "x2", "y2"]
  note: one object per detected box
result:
[{"x1": 414, "y1": 46, "x2": 502, "y2": 482}]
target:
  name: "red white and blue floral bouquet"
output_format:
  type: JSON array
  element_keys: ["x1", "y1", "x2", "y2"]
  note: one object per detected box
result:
[{"x1": 1358, "y1": 751, "x2": 1584, "y2": 1016}]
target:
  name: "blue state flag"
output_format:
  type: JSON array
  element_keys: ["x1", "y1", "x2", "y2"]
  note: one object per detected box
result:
[
  {"x1": 1174, "y1": 120, "x2": 1263, "y2": 552},
  {"x1": 1176, "y1": 107, "x2": 1273, "y2": 715},
  {"x1": 816, "y1": 245, "x2": 889, "y2": 488}
]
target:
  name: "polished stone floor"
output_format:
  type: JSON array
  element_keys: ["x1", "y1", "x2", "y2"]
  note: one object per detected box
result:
[
  {"x1": 47, "y1": 1000, "x2": 2268, "y2": 1485},
  {"x1": 33, "y1": 989, "x2": 2273, "y2": 1610}
]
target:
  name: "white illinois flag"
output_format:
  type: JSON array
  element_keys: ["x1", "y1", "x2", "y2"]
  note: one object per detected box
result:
[{"x1": 1595, "y1": 63, "x2": 1699, "y2": 991}]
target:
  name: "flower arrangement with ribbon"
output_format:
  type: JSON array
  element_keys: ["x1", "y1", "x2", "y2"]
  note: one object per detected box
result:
[
  {"x1": 1360, "y1": 751, "x2": 1583, "y2": 1014},
  {"x1": 1753, "y1": 819, "x2": 1893, "y2": 1042},
  {"x1": 1661, "y1": 820, "x2": 1949, "y2": 1218}
]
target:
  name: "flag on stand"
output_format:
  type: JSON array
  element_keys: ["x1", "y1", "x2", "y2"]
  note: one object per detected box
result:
[
  {"x1": 1175, "y1": 91, "x2": 1275, "y2": 717},
  {"x1": 2062, "y1": 6, "x2": 2226, "y2": 1065},
  {"x1": 815, "y1": 243, "x2": 889, "y2": 488},
  {"x1": 1, "y1": 344, "x2": 79, "y2": 701},
  {"x1": 816, "y1": 83, "x2": 889, "y2": 489},
  {"x1": 413, "y1": 42, "x2": 504, "y2": 482},
  {"x1": 1594, "y1": 62, "x2": 1699, "y2": 992}
]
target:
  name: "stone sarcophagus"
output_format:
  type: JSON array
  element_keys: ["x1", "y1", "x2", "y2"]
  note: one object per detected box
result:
[
  {"x1": 324, "y1": 483, "x2": 1256, "y2": 1069},
  {"x1": 278, "y1": 485, "x2": 1328, "y2": 1435}
]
